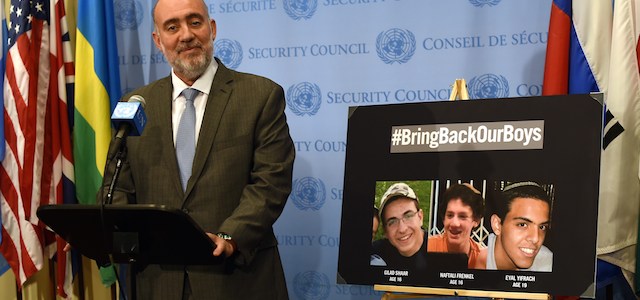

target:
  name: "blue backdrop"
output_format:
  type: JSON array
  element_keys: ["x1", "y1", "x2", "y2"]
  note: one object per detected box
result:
[{"x1": 114, "y1": 1, "x2": 552, "y2": 299}]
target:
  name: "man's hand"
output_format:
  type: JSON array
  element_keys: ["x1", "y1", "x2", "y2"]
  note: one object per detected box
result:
[{"x1": 206, "y1": 233, "x2": 235, "y2": 257}]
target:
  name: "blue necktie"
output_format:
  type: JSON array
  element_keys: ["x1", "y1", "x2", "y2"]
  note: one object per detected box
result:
[{"x1": 176, "y1": 88, "x2": 199, "y2": 191}]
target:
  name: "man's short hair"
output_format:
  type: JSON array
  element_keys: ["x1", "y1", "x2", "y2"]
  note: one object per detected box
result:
[
  {"x1": 439, "y1": 183, "x2": 484, "y2": 222},
  {"x1": 379, "y1": 182, "x2": 419, "y2": 225},
  {"x1": 495, "y1": 181, "x2": 551, "y2": 222}
]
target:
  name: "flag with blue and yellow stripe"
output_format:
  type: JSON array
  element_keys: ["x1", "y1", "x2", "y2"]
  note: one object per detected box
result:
[{"x1": 74, "y1": 0, "x2": 121, "y2": 206}]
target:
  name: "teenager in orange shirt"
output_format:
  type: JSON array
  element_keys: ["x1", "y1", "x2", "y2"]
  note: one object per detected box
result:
[{"x1": 427, "y1": 183, "x2": 487, "y2": 269}]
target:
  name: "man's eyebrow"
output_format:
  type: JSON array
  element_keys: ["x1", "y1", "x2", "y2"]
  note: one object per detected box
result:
[
  {"x1": 161, "y1": 17, "x2": 179, "y2": 28},
  {"x1": 448, "y1": 210, "x2": 469, "y2": 215},
  {"x1": 161, "y1": 13, "x2": 206, "y2": 28},
  {"x1": 385, "y1": 209, "x2": 415, "y2": 222},
  {"x1": 513, "y1": 216, "x2": 550, "y2": 225},
  {"x1": 185, "y1": 12, "x2": 206, "y2": 20}
]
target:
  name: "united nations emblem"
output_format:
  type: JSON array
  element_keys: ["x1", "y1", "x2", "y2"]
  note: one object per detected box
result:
[
  {"x1": 112, "y1": 102, "x2": 138, "y2": 119},
  {"x1": 468, "y1": 74, "x2": 510, "y2": 99},
  {"x1": 214, "y1": 39, "x2": 243, "y2": 70},
  {"x1": 291, "y1": 177, "x2": 326, "y2": 211},
  {"x1": 376, "y1": 28, "x2": 416, "y2": 65},
  {"x1": 283, "y1": 0, "x2": 318, "y2": 20},
  {"x1": 114, "y1": 0, "x2": 144, "y2": 30},
  {"x1": 293, "y1": 271, "x2": 331, "y2": 300},
  {"x1": 469, "y1": 0, "x2": 502, "y2": 7},
  {"x1": 286, "y1": 82, "x2": 322, "y2": 116}
]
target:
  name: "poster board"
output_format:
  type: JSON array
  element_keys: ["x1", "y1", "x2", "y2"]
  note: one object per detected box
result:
[{"x1": 337, "y1": 94, "x2": 602, "y2": 297}]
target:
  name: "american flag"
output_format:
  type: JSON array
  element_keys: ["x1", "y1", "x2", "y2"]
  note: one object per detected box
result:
[{"x1": 0, "y1": 0, "x2": 75, "y2": 297}]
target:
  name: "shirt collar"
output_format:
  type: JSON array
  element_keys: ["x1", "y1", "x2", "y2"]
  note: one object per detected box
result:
[{"x1": 171, "y1": 58, "x2": 219, "y2": 101}]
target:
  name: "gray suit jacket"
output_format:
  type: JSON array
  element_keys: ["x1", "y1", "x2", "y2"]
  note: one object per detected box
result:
[{"x1": 102, "y1": 60, "x2": 294, "y2": 299}]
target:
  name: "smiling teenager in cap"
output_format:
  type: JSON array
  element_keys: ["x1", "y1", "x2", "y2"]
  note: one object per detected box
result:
[{"x1": 371, "y1": 183, "x2": 428, "y2": 269}]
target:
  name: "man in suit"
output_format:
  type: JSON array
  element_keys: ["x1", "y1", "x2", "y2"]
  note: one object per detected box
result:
[{"x1": 101, "y1": 0, "x2": 295, "y2": 298}]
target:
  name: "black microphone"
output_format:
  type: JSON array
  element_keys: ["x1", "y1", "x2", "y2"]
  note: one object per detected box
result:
[
  {"x1": 100, "y1": 95, "x2": 147, "y2": 290},
  {"x1": 106, "y1": 95, "x2": 147, "y2": 162}
]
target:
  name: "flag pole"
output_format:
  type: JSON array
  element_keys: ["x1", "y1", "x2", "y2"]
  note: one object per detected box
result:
[{"x1": 15, "y1": 281, "x2": 22, "y2": 300}]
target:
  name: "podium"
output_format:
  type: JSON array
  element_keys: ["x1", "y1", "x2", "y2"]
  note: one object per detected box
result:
[{"x1": 36, "y1": 204, "x2": 220, "y2": 266}]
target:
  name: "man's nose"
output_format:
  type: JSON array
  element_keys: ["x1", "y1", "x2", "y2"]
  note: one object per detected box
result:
[
  {"x1": 397, "y1": 219, "x2": 409, "y2": 231},
  {"x1": 527, "y1": 227, "x2": 540, "y2": 244},
  {"x1": 179, "y1": 26, "x2": 196, "y2": 41}
]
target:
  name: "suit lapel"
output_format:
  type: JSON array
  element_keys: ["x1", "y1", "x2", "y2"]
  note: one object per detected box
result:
[
  {"x1": 184, "y1": 62, "x2": 234, "y2": 197},
  {"x1": 154, "y1": 77, "x2": 185, "y2": 199}
]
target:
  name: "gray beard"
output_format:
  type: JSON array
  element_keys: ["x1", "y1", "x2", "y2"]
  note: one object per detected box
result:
[{"x1": 173, "y1": 51, "x2": 212, "y2": 82}]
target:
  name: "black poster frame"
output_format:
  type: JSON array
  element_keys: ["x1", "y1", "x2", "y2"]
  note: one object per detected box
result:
[{"x1": 337, "y1": 94, "x2": 602, "y2": 297}]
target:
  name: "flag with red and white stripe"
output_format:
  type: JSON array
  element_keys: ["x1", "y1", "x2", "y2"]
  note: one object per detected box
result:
[
  {"x1": 0, "y1": 0, "x2": 75, "y2": 297},
  {"x1": 0, "y1": 0, "x2": 11, "y2": 278},
  {"x1": 543, "y1": 0, "x2": 640, "y2": 288}
]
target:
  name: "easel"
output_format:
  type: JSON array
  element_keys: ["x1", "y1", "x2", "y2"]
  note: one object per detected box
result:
[
  {"x1": 375, "y1": 284, "x2": 551, "y2": 299},
  {"x1": 376, "y1": 78, "x2": 550, "y2": 300},
  {"x1": 448, "y1": 78, "x2": 470, "y2": 101}
]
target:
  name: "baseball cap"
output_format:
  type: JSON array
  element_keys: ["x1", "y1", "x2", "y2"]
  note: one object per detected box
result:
[{"x1": 379, "y1": 183, "x2": 419, "y2": 220}]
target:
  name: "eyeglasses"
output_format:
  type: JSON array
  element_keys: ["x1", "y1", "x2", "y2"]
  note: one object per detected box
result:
[{"x1": 385, "y1": 210, "x2": 419, "y2": 229}]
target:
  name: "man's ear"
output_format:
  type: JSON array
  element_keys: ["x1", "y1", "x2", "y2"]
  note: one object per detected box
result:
[
  {"x1": 152, "y1": 31, "x2": 162, "y2": 51},
  {"x1": 471, "y1": 218, "x2": 479, "y2": 229},
  {"x1": 490, "y1": 214, "x2": 502, "y2": 235},
  {"x1": 210, "y1": 19, "x2": 217, "y2": 41}
]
